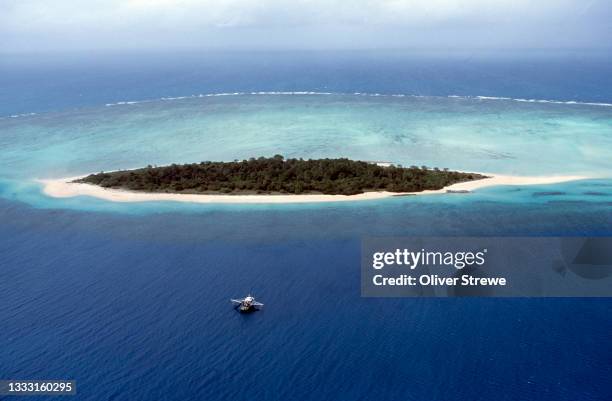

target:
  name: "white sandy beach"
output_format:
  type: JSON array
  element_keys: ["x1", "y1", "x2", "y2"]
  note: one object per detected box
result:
[{"x1": 38, "y1": 174, "x2": 588, "y2": 204}]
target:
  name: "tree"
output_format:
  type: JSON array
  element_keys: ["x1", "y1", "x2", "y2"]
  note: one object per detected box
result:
[{"x1": 76, "y1": 156, "x2": 485, "y2": 196}]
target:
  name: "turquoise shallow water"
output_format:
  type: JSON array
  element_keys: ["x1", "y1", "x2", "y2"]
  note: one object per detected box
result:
[{"x1": 0, "y1": 93, "x2": 611, "y2": 210}]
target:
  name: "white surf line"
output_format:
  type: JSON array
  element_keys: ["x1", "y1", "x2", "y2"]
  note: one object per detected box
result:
[
  {"x1": 5, "y1": 92, "x2": 610, "y2": 119},
  {"x1": 37, "y1": 174, "x2": 589, "y2": 204},
  {"x1": 101, "y1": 91, "x2": 612, "y2": 108}
]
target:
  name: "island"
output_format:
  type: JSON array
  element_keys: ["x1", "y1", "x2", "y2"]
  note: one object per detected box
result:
[{"x1": 73, "y1": 155, "x2": 487, "y2": 196}]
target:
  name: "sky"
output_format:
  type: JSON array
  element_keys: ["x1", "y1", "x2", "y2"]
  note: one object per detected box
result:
[{"x1": 1, "y1": 0, "x2": 611, "y2": 53}]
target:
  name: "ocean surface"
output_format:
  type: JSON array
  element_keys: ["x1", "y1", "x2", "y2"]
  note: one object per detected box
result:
[{"x1": 1, "y1": 51, "x2": 611, "y2": 400}]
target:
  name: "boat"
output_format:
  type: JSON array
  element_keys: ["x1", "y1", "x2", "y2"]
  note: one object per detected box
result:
[{"x1": 230, "y1": 294, "x2": 264, "y2": 313}]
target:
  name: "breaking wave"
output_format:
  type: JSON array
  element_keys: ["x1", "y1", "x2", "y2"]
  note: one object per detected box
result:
[
  {"x1": 3, "y1": 91, "x2": 611, "y2": 119},
  {"x1": 449, "y1": 95, "x2": 612, "y2": 107},
  {"x1": 103, "y1": 91, "x2": 612, "y2": 108},
  {"x1": 104, "y1": 91, "x2": 337, "y2": 106},
  {"x1": 0, "y1": 112, "x2": 38, "y2": 120}
]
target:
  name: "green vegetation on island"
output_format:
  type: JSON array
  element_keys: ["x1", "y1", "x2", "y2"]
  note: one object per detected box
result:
[{"x1": 75, "y1": 155, "x2": 486, "y2": 196}]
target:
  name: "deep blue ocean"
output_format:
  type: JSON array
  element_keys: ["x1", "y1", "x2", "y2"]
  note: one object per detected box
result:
[{"x1": 1, "y1": 51, "x2": 611, "y2": 400}]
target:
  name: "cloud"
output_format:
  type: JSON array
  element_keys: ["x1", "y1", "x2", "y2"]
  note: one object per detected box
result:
[{"x1": 1, "y1": 0, "x2": 610, "y2": 52}]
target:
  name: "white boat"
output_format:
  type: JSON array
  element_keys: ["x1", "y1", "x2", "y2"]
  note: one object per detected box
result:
[{"x1": 230, "y1": 294, "x2": 264, "y2": 313}]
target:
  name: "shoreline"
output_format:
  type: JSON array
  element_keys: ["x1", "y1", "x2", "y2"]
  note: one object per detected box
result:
[{"x1": 38, "y1": 174, "x2": 588, "y2": 204}]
